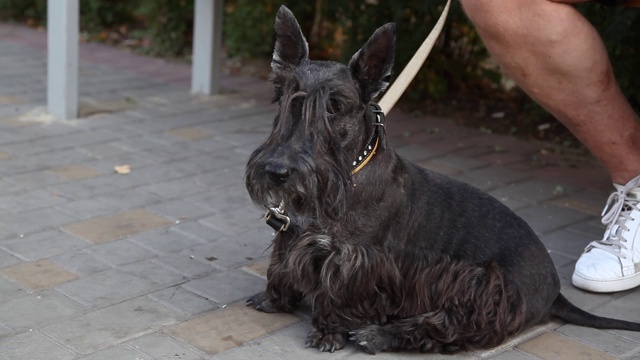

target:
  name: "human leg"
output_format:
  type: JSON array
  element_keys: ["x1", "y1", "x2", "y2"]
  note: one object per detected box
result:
[
  {"x1": 460, "y1": 0, "x2": 640, "y2": 184},
  {"x1": 460, "y1": 0, "x2": 640, "y2": 292}
]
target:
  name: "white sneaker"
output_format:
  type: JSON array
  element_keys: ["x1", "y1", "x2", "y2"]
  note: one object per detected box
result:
[{"x1": 572, "y1": 174, "x2": 640, "y2": 293}]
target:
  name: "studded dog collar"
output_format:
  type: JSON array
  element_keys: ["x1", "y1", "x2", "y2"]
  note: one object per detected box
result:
[
  {"x1": 351, "y1": 103, "x2": 386, "y2": 175},
  {"x1": 265, "y1": 103, "x2": 386, "y2": 233}
]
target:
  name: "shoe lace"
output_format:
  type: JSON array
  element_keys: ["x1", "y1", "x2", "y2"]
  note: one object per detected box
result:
[{"x1": 589, "y1": 175, "x2": 640, "y2": 259}]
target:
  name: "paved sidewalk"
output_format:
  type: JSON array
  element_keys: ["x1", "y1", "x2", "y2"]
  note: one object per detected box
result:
[{"x1": 0, "y1": 22, "x2": 638, "y2": 360}]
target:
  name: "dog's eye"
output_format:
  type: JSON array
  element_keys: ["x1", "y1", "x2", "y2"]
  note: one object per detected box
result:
[{"x1": 326, "y1": 98, "x2": 342, "y2": 119}]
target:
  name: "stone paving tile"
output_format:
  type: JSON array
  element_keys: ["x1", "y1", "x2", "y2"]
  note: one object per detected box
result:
[
  {"x1": 79, "y1": 141, "x2": 133, "y2": 159},
  {"x1": 199, "y1": 207, "x2": 266, "y2": 236},
  {"x1": 567, "y1": 218, "x2": 606, "y2": 239},
  {"x1": 495, "y1": 197, "x2": 531, "y2": 212},
  {"x1": 0, "y1": 229, "x2": 89, "y2": 260},
  {"x1": 171, "y1": 220, "x2": 230, "y2": 243},
  {"x1": 177, "y1": 232, "x2": 272, "y2": 270},
  {"x1": 149, "y1": 286, "x2": 218, "y2": 317},
  {"x1": 51, "y1": 250, "x2": 112, "y2": 276},
  {"x1": 0, "y1": 331, "x2": 76, "y2": 360},
  {"x1": 144, "y1": 177, "x2": 208, "y2": 200},
  {"x1": 418, "y1": 160, "x2": 463, "y2": 176},
  {"x1": 392, "y1": 143, "x2": 442, "y2": 162},
  {"x1": 0, "y1": 290, "x2": 85, "y2": 331},
  {"x1": 243, "y1": 259, "x2": 269, "y2": 280},
  {"x1": 145, "y1": 198, "x2": 214, "y2": 222},
  {"x1": 54, "y1": 198, "x2": 122, "y2": 220},
  {"x1": 0, "y1": 188, "x2": 69, "y2": 213},
  {"x1": 346, "y1": 349, "x2": 477, "y2": 359},
  {"x1": 61, "y1": 209, "x2": 172, "y2": 244},
  {"x1": 555, "y1": 262, "x2": 618, "y2": 312},
  {"x1": 0, "y1": 177, "x2": 27, "y2": 195},
  {"x1": 111, "y1": 162, "x2": 204, "y2": 189},
  {"x1": 164, "y1": 302, "x2": 300, "y2": 355},
  {"x1": 4, "y1": 169, "x2": 67, "y2": 190},
  {"x1": 183, "y1": 268, "x2": 266, "y2": 305},
  {"x1": 548, "y1": 250, "x2": 576, "y2": 269},
  {"x1": 56, "y1": 260, "x2": 184, "y2": 308},
  {"x1": 0, "y1": 275, "x2": 26, "y2": 302},
  {"x1": 0, "y1": 323, "x2": 12, "y2": 338},
  {"x1": 515, "y1": 204, "x2": 592, "y2": 235},
  {"x1": 548, "y1": 188, "x2": 609, "y2": 217},
  {"x1": 185, "y1": 184, "x2": 254, "y2": 213},
  {"x1": 45, "y1": 176, "x2": 122, "y2": 200},
  {"x1": 488, "y1": 178, "x2": 570, "y2": 205},
  {"x1": 88, "y1": 239, "x2": 159, "y2": 267},
  {"x1": 76, "y1": 346, "x2": 152, "y2": 360},
  {"x1": 0, "y1": 222, "x2": 15, "y2": 239},
  {"x1": 41, "y1": 296, "x2": 182, "y2": 354},
  {"x1": 483, "y1": 350, "x2": 538, "y2": 360},
  {"x1": 210, "y1": 346, "x2": 279, "y2": 359},
  {"x1": 153, "y1": 252, "x2": 220, "y2": 279},
  {"x1": 0, "y1": 150, "x2": 12, "y2": 159},
  {"x1": 477, "y1": 151, "x2": 532, "y2": 167},
  {"x1": 472, "y1": 323, "x2": 557, "y2": 359},
  {"x1": 191, "y1": 168, "x2": 245, "y2": 190},
  {"x1": 453, "y1": 165, "x2": 532, "y2": 191},
  {"x1": 0, "y1": 248, "x2": 24, "y2": 269},
  {"x1": 3, "y1": 148, "x2": 92, "y2": 176},
  {"x1": 49, "y1": 164, "x2": 103, "y2": 181},
  {"x1": 84, "y1": 153, "x2": 165, "y2": 177},
  {"x1": 128, "y1": 227, "x2": 205, "y2": 255},
  {"x1": 555, "y1": 324, "x2": 640, "y2": 358},
  {"x1": 168, "y1": 126, "x2": 214, "y2": 140},
  {"x1": 0, "y1": 259, "x2": 79, "y2": 291},
  {"x1": 591, "y1": 291, "x2": 640, "y2": 343},
  {"x1": 541, "y1": 228, "x2": 594, "y2": 260},
  {"x1": 96, "y1": 187, "x2": 166, "y2": 210},
  {"x1": 517, "y1": 332, "x2": 615, "y2": 360},
  {"x1": 252, "y1": 321, "x2": 359, "y2": 360},
  {"x1": 125, "y1": 332, "x2": 208, "y2": 360},
  {"x1": 419, "y1": 154, "x2": 487, "y2": 173}
]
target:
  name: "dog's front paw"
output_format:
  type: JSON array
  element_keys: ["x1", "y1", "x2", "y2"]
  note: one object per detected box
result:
[
  {"x1": 305, "y1": 327, "x2": 347, "y2": 352},
  {"x1": 349, "y1": 325, "x2": 393, "y2": 354},
  {"x1": 246, "y1": 292, "x2": 281, "y2": 313}
]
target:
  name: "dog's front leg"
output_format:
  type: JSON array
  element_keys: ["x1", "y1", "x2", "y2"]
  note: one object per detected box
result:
[{"x1": 247, "y1": 254, "x2": 303, "y2": 313}]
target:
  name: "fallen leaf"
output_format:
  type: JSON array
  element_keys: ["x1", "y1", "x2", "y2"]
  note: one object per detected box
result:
[{"x1": 114, "y1": 164, "x2": 131, "y2": 175}]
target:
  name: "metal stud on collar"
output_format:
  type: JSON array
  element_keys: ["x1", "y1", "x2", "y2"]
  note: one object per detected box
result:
[{"x1": 351, "y1": 104, "x2": 386, "y2": 175}]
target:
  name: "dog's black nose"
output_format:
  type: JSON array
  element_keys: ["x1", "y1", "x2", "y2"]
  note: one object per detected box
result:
[{"x1": 265, "y1": 163, "x2": 291, "y2": 185}]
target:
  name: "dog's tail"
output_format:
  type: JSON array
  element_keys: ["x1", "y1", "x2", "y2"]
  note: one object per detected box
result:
[{"x1": 551, "y1": 293, "x2": 640, "y2": 331}]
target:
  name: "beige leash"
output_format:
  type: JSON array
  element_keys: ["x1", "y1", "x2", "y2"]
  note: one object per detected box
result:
[{"x1": 378, "y1": 0, "x2": 452, "y2": 115}]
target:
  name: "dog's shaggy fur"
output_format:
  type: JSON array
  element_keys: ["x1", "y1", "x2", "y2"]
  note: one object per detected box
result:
[{"x1": 244, "y1": 6, "x2": 640, "y2": 354}]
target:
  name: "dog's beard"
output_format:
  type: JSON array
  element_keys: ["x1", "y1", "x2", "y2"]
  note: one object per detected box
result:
[{"x1": 245, "y1": 150, "x2": 352, "y2": 222}]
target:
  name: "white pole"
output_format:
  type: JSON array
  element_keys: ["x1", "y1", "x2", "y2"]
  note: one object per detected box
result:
[
  {"x1": 47, "y1": 0, "x2": 79, "y2": 119},
  {"x1": 191, "y1": 0, "x2": 223, "y2": 95}
]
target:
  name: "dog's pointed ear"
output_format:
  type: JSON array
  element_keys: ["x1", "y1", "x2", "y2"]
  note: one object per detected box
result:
[
  {"x1": 272, "y1": 6, "x2": 309, "y2": 72},
  {"x1": 348, "y1": 23, "x2": 396, "y2": 103}
]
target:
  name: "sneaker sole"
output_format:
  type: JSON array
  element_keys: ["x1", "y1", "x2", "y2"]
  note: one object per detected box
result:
[{"x1": 572, "y1": 271, "x2": 640, "y2": 293}]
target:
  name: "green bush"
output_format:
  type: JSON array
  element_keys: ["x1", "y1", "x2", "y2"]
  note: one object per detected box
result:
[{"x1": 134, "y1": 0, "x2": 194, "y2": 57}]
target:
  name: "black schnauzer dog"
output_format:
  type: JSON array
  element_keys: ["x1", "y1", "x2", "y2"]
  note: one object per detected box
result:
[{"x1": 245, "y1": 6, "x2": 640, "y2": 354}]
